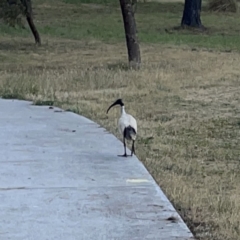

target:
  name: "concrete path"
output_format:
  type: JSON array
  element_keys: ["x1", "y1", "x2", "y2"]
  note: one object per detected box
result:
[{"x1": 0, "y1": 99, "x2": 194, "y2": 240}]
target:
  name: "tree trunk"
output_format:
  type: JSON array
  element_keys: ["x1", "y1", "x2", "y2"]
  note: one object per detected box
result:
[
  {"x1": 181, "y1": 0, "x2": 203, "y2": 28},
  {"x1": 21, "y1": 0, "x2": 41, "y2": 45},
  {"x1": 119, "y1": 0, "x2": 141, "y2": 69}
]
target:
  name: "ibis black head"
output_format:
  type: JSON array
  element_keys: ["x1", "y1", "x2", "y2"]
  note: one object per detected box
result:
[{"x1": 106, "y1": 99, "x2": 124, "y2": 114}]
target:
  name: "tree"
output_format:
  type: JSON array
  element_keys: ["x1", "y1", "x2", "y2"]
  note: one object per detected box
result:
[
  {"x1": 181, "y1": 0, "x2": 203, "y2": 29},
  {"x1": 21, "y1": 0, "x2": 41, "y2": 45},
  {"x1": 119, "y1": 0, "x2": 141, "y2": 69},
  {"x1": 1, "y1": 0, "x2": 41, "y2": 45}
]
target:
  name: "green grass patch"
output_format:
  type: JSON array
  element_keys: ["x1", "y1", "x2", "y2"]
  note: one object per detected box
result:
[{"x1": 1, "y1": 1, "x2": 240, "y2": 50}]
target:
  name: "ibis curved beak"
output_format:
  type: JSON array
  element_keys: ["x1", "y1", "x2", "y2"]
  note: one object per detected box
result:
[
  {"x1": 106, "y1": 102, "x2": 117, "y2": 114},
  {"x1": 106, "y1": 99, "x2": 123, "y2": 114}
]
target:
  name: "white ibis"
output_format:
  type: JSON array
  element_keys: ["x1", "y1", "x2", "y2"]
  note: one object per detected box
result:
[{"x1": 106, "y1": 99, "x2": 137, "y2": 157}]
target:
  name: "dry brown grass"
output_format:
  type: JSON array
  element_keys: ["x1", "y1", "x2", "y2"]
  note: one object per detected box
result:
[{"x1": 1, "y1": 37, "x2": 240, "y2": 240}]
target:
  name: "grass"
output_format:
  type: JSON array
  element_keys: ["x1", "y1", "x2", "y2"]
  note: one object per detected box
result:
[
  {"x1": 1, "y1": 0, "x2": 240, "y2": 239},
  {"x1": 2, "y1": 1, "x2": 240, "y2": 49}
]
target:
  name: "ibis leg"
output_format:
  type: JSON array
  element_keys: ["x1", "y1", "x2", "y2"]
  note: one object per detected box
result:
[
  {"x1": 131, "y1": 140, "x2": 135, "y2": 156},
  {"x1": 124, "y1": 139, "x2": 127, "y2": 156},
  {"x1": 118, "y1": 137, "x2": 128, "y2": 157}
]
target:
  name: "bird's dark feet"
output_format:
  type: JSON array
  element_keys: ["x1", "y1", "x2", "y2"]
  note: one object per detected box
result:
[{"x1": 118, "y1": 153, "x2": 128, "y2": 157}]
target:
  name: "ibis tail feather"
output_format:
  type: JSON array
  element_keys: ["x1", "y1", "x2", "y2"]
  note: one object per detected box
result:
[{"x1": 124, "y1": 126, "x2": 137, "y2": 141}]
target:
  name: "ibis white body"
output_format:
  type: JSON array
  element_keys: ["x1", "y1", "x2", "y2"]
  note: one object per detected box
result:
[
  {"x1": 118, "y1": 106, "x2": 137, "y2": 141},
  {"x1": 107, "y1": 98, "x2": 137, "y2": 157}
]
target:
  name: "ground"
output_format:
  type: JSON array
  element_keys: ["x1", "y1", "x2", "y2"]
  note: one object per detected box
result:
[{"x1": 0, "y1": 0, "x2": 240, "y2": 240}]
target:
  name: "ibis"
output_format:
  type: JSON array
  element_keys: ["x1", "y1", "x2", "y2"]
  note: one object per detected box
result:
[{"x1": 106, "y1": 99, "x2": 137, "y2": 157}]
